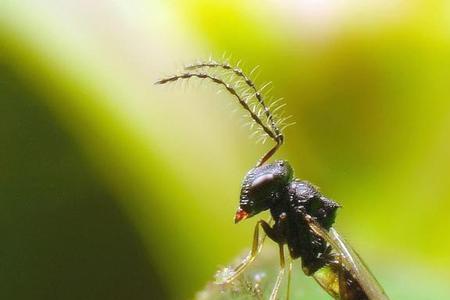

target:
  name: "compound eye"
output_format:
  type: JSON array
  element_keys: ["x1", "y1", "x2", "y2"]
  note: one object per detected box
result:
[{"x1": 250, "y1": 173, "x2": 274, "y2": 190}]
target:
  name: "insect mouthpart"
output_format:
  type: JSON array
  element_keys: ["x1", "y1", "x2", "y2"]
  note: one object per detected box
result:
[{"x1": 234, "y1": 208, "x2": 249, "y2": 223}]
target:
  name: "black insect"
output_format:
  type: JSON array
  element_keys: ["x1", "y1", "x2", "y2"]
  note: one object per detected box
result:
[{"x1": 155, "y1": 59, "x2": 389, "y2": 300}]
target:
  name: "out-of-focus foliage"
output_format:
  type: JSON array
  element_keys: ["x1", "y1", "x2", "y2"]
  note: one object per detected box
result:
[{"x1": 1, "y1": 1, "x2": 450, "y2": 299}]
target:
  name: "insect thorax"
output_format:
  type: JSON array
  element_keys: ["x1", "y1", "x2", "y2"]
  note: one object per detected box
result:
[{"x1": 269, "y1": 179, "x2": 340, "y2": 275}]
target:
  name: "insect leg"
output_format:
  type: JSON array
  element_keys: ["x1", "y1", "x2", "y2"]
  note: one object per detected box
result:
[
  {"x1": 269, "y1": 244, "x2": 286, "y2": 300},
  {"x1": 215, "y1": 220, "x2": 270, "y2": 284},
  {"x1": 286, "y1": 260, "x2": 292, "y2": 300}
]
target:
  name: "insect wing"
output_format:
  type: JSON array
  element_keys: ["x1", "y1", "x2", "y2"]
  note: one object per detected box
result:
[
  {"x1": 328, "y1": 228, "x2": 389, "y2": 300},
  {"x1": 306, "y1": 217, "x2": 389, "y2": 300}
]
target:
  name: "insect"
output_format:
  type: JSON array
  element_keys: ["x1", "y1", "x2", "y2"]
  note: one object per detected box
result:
[{"x1": 155, "y1": 59, "x2": 389, "y2": 300}]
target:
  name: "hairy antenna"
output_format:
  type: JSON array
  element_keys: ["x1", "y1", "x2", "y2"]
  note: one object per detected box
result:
[
  {"x1": 185, "y1": 61, "x2": 282, "y2": 141},
  {"x1": 155, "y1": 61, "x2": 286, "y2": 166}
]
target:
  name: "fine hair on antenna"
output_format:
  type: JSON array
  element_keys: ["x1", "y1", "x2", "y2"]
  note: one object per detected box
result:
[{"x1": 155, "y1": 58, "x2": 294, "y2": 166}]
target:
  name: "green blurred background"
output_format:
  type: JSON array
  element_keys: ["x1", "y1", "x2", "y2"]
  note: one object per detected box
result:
[{"x1": 1, "y1": 1, "x2": 450, "y2": 299}]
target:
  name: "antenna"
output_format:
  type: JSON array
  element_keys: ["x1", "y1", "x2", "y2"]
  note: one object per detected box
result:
[{"x1": 155, "y1": 59, "x2": 288, "y2": 166}]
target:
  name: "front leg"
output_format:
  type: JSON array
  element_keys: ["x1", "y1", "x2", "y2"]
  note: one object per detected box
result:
[
  {"x1": 215, "y1": 219, "x2": 270, "y2": 284},
  {"x1": 266, "y1": 213, "x2": 290, "y2": 300},
  {"x1": 215, "y1": 216, "x2": 289, "y2": 288}
]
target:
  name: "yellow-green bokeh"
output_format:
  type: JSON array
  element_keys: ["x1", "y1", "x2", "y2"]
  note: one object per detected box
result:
[{"x1": 1, "y1": 1, "x2": 450, "y2": 299}]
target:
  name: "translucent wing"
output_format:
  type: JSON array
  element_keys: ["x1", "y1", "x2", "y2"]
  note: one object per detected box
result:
[{"x1": 306, "y1": 216, "x2": 389, "y2": 300}]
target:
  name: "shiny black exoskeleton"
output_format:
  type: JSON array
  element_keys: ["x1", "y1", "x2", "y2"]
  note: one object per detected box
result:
[
  {"x1": 236, "y1": 160, "x2": 339, "y2": 275},
  {"x1": 156, "y1": 59, "x2": 388, "y2": 300},
  {"x1": 234, "y1": 160, "x2": 371, "y2": 299}
]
